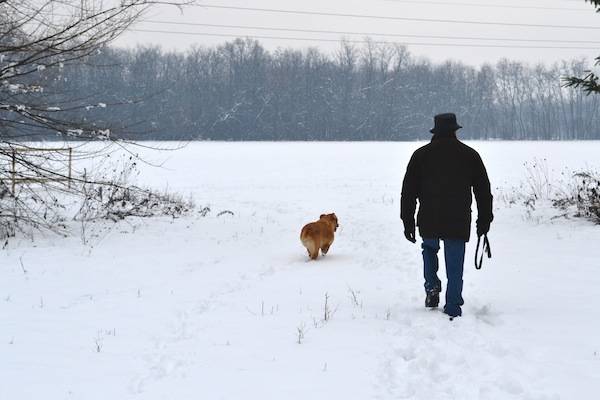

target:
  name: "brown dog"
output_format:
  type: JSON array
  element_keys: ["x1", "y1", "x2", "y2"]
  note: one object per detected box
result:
[{"x1": 300, "y1": 213, "x2": 339, "y2": 260}]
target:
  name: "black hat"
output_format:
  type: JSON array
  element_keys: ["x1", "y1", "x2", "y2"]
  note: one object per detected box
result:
[{"x1": 430, "y1": 113, "x2": 462, "y2": 134}]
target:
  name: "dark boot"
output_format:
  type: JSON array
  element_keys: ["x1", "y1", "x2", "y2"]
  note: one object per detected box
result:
[
  {"x1": 443, "y1": 305, "x2": 462, "y2": 318},
  {"x1": 425, "y1": 290, "x2": 440, "y2": 308}
]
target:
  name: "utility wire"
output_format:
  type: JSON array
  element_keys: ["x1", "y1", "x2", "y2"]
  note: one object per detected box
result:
[
  {"x1": 380, "y1": 0, "x2": 590, "y2": 12},
  {"x1": 138, "y1": 20, "x2": 600, "y2": 45},
  {"x1": 130, "y1": 29, "x2": 600, "y2": 50},
  {"x1": 192, "y1": 4, "x2": 600, "y2": 30}
]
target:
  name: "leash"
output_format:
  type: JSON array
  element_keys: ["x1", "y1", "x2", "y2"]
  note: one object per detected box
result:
[{"x1": 475, "y1": 234, "x2": 492, "y2": 270}]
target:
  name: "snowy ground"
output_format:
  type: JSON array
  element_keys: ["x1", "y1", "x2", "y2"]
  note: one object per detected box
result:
[{"x1": 2, "y1": 141, "x2": 600, "y2": 400}]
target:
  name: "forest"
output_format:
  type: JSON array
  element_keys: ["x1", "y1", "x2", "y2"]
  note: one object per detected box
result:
[{"x1": 32, "y1": 38, "x2": 600, "y2": 141}]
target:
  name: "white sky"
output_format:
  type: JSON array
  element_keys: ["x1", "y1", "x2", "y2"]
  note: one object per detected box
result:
[{"x1": 113, "y1": 0, "x2": 600, "y2": 66}]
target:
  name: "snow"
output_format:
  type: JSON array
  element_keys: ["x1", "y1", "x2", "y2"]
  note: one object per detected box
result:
[
  {"x1": 66, "y1": 128, "x2": 83, "y2": 136},
  {"x1": 1, "y1": 141, "x2": 600, "y2": 399},
  {"x1": 6, "y1": 83, "x2": 22, "y2": 93},
  {"x1": 95, "y1": 129, "x2": 110, "y2": 139}
]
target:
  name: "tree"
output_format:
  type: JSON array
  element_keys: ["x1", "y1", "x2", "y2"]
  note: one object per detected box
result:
[
  {"x1": 0, "y1": 0, "x2": 193, "y2": 240},
  {"x1": 563, "y1": 0, "x2": 600, "y2": 94}
]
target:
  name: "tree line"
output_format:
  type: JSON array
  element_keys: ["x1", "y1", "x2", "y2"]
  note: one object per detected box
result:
[{"x1": 45, "y1": 39, "x2": 600, "y2": 141}]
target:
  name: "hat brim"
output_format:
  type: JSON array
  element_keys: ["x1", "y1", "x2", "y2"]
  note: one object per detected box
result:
[{"x1": 430, "y1": 124, "x2": 462, "y2": 134}]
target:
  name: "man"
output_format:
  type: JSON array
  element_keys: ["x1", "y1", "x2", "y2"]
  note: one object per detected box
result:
[{"x1": 401, "y1": 113, "x2": 493, "y2": 319}]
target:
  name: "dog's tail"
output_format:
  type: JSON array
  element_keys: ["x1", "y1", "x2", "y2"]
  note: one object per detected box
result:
[{"x1": 301, "y1": 229, "x2": 319, "y2": 260}]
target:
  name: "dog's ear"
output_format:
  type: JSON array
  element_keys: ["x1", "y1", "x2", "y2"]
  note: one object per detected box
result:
[{"x1": 320, "y1": 214, "x2": 326, "y2": 219}]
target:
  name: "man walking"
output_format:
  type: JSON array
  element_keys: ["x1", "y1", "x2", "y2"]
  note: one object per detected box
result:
[{"x1": 401, "y1": 113, "x2": 493, "y2": 318}]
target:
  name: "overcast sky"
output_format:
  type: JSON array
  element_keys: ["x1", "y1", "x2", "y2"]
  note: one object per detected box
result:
[{"x1": 113, "y1": 0, "x2": 600, "y2": 66}]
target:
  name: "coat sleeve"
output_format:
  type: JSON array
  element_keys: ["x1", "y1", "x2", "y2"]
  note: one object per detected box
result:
[
  {"x1": 472, "y1": 152, "x2": 494, "y2": 226},
  {"x1": 400, "y1": 152, "x2": 419, "y2": 230}
]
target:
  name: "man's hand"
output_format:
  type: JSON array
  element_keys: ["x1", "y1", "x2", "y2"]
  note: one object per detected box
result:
[
  {"x1": 404, "y1": 229, "x2": 417, "y2": 243},
  {"x1": 476, "y1": 220, "x2": 490, "y2": 237},
  {"x1": 403, "y1": 220, "x2": 417, "y2": 243}
]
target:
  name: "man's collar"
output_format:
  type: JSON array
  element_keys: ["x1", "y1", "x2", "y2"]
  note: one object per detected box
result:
[{"x1": 431, "y1": 132, "x2": 457, "y2": 141}]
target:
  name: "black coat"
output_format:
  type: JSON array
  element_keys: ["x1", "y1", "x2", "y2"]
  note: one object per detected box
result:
[{"x1": 401, "y1": 134, "x2": 493, "y2": 241}]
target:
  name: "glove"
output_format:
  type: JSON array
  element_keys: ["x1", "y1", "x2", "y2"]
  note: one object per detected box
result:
[
  {"x1": 404, "y1": 229, "x2": 417, "y2": 243},
  {"x1": 403, "y1": 220, "x2": 417, "y2": 243},
  {"x1": 476, "y1": 220, "x2": 490, "y2": 237}
]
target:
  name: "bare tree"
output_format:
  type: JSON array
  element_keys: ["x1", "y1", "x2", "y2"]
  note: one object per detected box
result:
[
  {"x1": 0, "y1": 0, "x2": 194, "y2": 240},
  {"x1": 1, "y1": 0, "x2": 194, "y2": 140}
]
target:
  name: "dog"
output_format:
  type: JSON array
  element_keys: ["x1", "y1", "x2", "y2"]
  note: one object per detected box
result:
[{"x1": 300, "y1": 213, "x2": 339, "y2": 260}]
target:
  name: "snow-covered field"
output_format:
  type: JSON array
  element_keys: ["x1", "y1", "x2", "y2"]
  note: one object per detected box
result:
[{"x1": 2, "y1": 141, "x2": 600, "y2": 400}]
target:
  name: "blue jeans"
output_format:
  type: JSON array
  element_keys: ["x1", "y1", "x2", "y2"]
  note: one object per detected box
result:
[{"x1": 422, "y1": 238, "x2": 466, "y2": 317}]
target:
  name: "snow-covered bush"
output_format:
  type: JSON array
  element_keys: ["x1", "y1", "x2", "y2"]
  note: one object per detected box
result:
[
  {"x1": 554, "y1": 172, "x2": 600, "y2": 224},
  {"x1": 496, "y1": 159, "x2": 554, "y2": 211},
  {"x1": 0, "y1": 167, "x2": 69, "y2": 242},
  {"x1": 0, "y1": 152, "x2": 194, "y2": 243},
  {"x1": 76, "y1": 155, "x2": 193, "y2": 223},
  {"x1": 498, "y1": 160, "x2": 600, "y2": 224}
]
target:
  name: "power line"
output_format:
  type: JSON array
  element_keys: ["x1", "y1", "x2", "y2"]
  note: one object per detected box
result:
[
  {"x1": 138, "y1": 20, "x2": 600, "y2": 45},
  {"x1": 129, "y1": 29, "x2": 600, "y2": 50},
  {"x1": 380, "y1": 0, "x2": 590, "y2": 12},
  {"x1": 192, "y1": 4, "x2": 600, "y2": 30}
]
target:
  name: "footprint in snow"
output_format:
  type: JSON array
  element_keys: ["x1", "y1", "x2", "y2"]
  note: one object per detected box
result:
[{"x1": 376, "y1": 310, "x2": 558, "y2": 400}]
